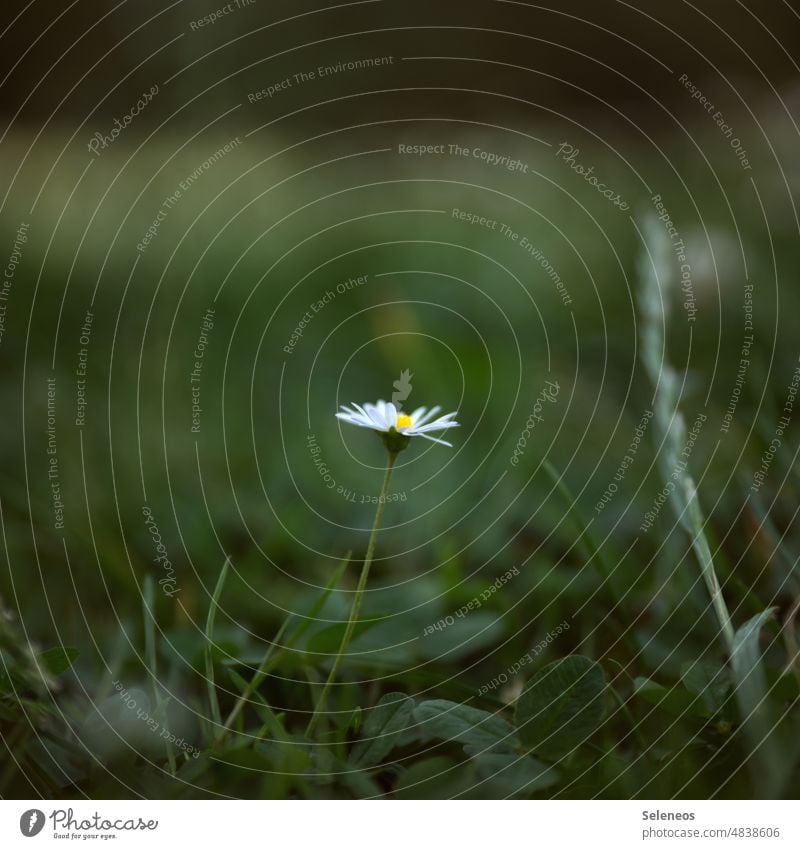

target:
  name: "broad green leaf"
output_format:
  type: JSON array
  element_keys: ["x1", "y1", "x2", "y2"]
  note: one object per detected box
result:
[
  {"x1": 81, "y1": 688, "x2": 154, "y2": 759},
  {"x1": 680, "y1": 659, "x2": 730, "y2": 716},
  {"x1": 351, "y1": 692, "x2": 414, "y2": 768},
  {"x1": 395, "y1": 756, "x2": 469, "y2": 799},
  {"x1": 340, "y1": 763, "x2": 382, "y2": 797},
  {"x1": 415, "y1": 699, "x2": 517, "y2": 755},
  {"x1": 37, "y1": 647, "x2": 79, "y2": 676},
  {"x1": 515, "y1": 655, "x2": 605, "y2": 760},
  {"x1": 416, "y1": 613, "x2": 504, "y2": 662},
  {"x1": 475, "y1": 752, "x2": 559, "y2": 796}
]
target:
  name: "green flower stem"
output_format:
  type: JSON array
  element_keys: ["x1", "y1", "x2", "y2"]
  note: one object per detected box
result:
[{"x1": 306, "y1": 450, "x2": 398, "y2": 737}]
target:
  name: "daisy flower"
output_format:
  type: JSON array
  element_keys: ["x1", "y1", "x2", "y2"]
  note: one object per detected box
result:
[
  {"x1": 308, "y1": 394, "x2": 458, "y2": 736},
  {"x1": 336, "y1": 400, "x2": 459, "y2": 447}
]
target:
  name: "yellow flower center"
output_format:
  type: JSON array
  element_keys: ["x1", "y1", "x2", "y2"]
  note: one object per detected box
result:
[{"x1": 395, "y1": 414, "x2": 412, "y2": 430}]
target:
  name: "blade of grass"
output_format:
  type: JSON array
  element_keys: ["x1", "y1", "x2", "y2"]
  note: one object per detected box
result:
[
  {"x1": 637, "y1": 212, "x2": 735, "y2": 653},
  {"x1": 782, "y1": 595, "x2": 800, "y2": 687},
  {"x1": 216, "y1": 551, "x2": 351, "y2": 743},
  {"x1": 142, "y1": 575, "x2": 175, "y2": 774},
  {"x1": 542, "y1": 459, "x2": 615, "y2": 588},
  {"x1": 205, "y1": 556, "x2": 231, "y2": 730},
  {"x1": 541, "y1": 460, "x2": 637, "y2": 653},
  {"x1": 605, "y1": 658, "x2": 649, "y2": 751},
  {"x1": 228, "y1": 669, "x2": 290, "y2": 743},
  {"x1": 740, "y1": 474, "x2": 800, "y2": 591},
  {"x1": 637, "y1": 212, "x2": 791, "y2": 796}
]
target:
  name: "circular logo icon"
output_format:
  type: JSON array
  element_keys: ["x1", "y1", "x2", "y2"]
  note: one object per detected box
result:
[{"x1": 19, "y1": 809, "x2": 45, "y2": 837}]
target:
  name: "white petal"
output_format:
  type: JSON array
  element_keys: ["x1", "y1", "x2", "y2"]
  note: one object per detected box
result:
[
  {"x1": 339, "y1": 405, "x2": 368, "y2": 423},
  {"x1": 414, "y1": 420, "x2": 460, "y2": 433},
  {"x1": 417, "y1": 432, "x2": 453, "y2": 447},
  {"x1": 429, "y1": 411, "x2": 459, "y2": 423},
  {"x1": 337, "y1": 415, "x2": 381, "y2": 430},
  {"x1": 412, "y1": 405, "x2": 442, "y2": 427},
  {"x1": 362, "y1": 403, "x2": 388, "y2": 430},
  {"x1": 384, "y1": 402, "x2": 398, "y2": 428}
]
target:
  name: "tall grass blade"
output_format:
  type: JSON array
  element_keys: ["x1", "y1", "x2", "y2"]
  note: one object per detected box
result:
[
  {"x1": 205, "y1": 556, "x2": 231, "y2": 729},
  {"x1": 217, "y1": 551, "x2": 351, "y2": 742},
  {"x1": 638, "y1": 212, "x2": 789, "y2": 795},
  {"x1": 637, "y1": 212, "x2": 735, "y2": 653},
  {"x1": 142, "y1": 575, "x2": 175, "y2": 772}
]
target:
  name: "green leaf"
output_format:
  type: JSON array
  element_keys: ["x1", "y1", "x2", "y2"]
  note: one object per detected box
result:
[
  {"x1": 306, "y1": 617, "x2": 385, "y2": 656},
  {"x1": 350, "y1": 692, "x2": 414, "y2": 768},
  {"x1": 730, "y1": 608, "x2": 785, "y2": 797},
  {"x1": 515, "y1": 655, "x2": 605, "y2": 760},
  {"x1": 81, "y1": 688, "x2": 153, "y2": 760},
  {"x1": 680, "y1": 660, "x2": 730, "y2": 716},
  {"x1": 37, "y1": 647, "x2": 78, "y2": 676},
  {"x1": 475, "y1": 752, "x2": 559, "y2": 796},
  {"x1": 416, "y1": 613, "x2": 504, "y2": 662},
  {"x1": 415, "y1": 700, "x2": 517, "y2": 755},
  {"x1": 633, "y1": 677, "x2": 705, "y2": 718},
  {"x1": 214, "y1": 744, "x2": 275, "y2": 770},
  {"x1": 394, "y1": 756, "x2": 469, "y2": 799},
  {"x1": 731, "y1": 609, "x2": 776, "y2": 705}
]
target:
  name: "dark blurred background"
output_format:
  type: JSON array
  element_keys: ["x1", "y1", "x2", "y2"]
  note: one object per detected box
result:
[
  {"x1": 4, "y1": 0, "x2": 800, "y2": 127},
  {"x1": 1, "y1": 0, "x2": 800, "y2": 798}
]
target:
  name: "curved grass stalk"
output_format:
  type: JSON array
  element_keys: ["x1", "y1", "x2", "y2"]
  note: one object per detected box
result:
[{"x1": 305, "y1": 452, "x2": 398, "y2": 737}]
